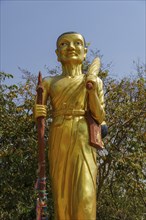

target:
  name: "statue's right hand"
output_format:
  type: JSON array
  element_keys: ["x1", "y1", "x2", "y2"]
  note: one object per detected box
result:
[{"x1": 33, "y1": 104, "x2": 47, "y2": 120}]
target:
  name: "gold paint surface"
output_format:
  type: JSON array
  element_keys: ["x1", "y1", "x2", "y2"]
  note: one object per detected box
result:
[{"x1": 34, "y1": 33, "x2": 105, "y2": 220}]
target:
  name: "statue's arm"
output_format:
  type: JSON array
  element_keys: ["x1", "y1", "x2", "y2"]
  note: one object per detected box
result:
[
  {"x1": 87, "y1": 77, "x2": 105, "y2": 124},
  {"x1": 33, "y1": 77, "x2": 51, "y2": 120}
]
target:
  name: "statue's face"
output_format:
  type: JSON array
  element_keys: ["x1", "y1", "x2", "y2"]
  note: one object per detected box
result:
[{"x1": 56, "y1": 34, "x2": 87, "y2": 65}]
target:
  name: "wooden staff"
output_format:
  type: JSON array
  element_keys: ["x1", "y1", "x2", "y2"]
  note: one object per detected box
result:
[{"x1": 36, "y1": 72, "x2": 48, "y2": 220}]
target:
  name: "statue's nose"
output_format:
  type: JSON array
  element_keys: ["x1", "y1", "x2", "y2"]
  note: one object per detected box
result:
[{"x1": 68, "y1": 42, "x2": 75, "y2": 50}]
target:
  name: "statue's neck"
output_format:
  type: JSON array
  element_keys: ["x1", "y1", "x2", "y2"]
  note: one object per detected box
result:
[{"x1": 62, "y1": 64, "x2": 83, "y2": 77}]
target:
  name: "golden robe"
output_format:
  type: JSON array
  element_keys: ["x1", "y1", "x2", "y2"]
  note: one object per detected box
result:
[{"x1": 42, "y1": 74, "x2": 105, "y2": 220}]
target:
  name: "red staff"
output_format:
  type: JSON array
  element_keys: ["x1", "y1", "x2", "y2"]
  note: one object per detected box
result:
[{"x1": 35, "y1": 72, "x2": 48, "y2": 220}]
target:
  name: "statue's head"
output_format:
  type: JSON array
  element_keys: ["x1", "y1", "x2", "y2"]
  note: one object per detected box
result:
[{"x1": 56, "y1": 31, "x2": 88, "y2": 65}]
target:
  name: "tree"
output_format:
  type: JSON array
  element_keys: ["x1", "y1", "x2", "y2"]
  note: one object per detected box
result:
[
  {"x1": 1, "y1": 72, "x2": 37, "y2": 219},
  {"x1": 96, "y1": 63, "x2": 146, "y2": 219}
]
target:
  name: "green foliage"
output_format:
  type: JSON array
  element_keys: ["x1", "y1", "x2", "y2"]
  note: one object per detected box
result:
[
  {"x1": 0, "y1": 60, "x2": 146, "y2": 220},
  {"x1": 0, "y1": 72, "x2": 37, "y2": 219},
  {"x1": 96, "y1": 70, "x2": 146, "y2": 219}
]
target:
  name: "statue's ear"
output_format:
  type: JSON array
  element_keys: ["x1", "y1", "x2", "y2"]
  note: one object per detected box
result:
[
  {"x1": 84, "y1": 48, "x2": 88, "y2": 59},
  {"x1": 55, "y1": 49, "x2": 60, "y2": 61},
  {"x1": 55, "y1": 49, "x2": 58, "y2": 56}
]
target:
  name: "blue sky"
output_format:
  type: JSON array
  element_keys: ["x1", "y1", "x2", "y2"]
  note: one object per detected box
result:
[{"x1": 1, "y1": 0, "x2": 145, "y2": 83}]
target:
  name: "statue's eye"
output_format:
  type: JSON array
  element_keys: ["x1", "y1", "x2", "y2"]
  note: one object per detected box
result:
[
  {"x1": 60, "y1": 42, "x2": 68, "y2": 47},
  {"x1": 75, "y1": 41, "x2": 82, "y2": 46}
]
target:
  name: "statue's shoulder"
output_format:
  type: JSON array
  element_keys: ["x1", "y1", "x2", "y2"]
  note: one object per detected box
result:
[
  {"x1": 42, "y1": 75, "x2": 61, "y2": 89},
  {"x1": 43, "y1": 74, "x2": 61, "y2": 82}
]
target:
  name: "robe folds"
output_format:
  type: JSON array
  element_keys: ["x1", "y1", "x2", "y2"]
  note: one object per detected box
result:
[{"x1": 42, "y1": 74, "x2": 105, "y2": 220}]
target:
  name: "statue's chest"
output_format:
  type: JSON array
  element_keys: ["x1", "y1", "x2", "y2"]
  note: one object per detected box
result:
[
  {"x1": 49, "y1": 76, "x2": 86, "y2": 109},
  {"x1": 50, "y1": 76, "x2": 85, "y2": 97}
]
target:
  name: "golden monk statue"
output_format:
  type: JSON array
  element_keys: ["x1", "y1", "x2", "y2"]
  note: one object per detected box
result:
[{"x1": 34, "y1": 32, "x2": 105, "y2": 220}]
